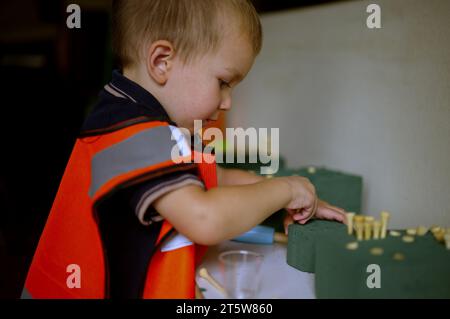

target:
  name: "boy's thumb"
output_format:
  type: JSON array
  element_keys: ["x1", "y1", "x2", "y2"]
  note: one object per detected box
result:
[{"x1": 283, "y1": 215, "x2": 294, "y2": 235}]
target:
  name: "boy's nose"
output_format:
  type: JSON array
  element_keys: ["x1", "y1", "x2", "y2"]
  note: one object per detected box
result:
[{"x1": 219, "y1": 95, "x2": 232, "y2": 111}]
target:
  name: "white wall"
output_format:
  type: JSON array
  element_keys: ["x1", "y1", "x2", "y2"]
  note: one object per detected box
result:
[{"x1": 229, "y1": 0, "x2": 450, "y2": 228}]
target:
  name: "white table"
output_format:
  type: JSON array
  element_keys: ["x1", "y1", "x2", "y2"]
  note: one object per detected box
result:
[{"x1": 196, "y1": 240, "x2": 316, "y2": 299}]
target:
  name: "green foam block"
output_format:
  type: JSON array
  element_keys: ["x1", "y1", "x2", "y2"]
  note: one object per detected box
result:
[
  {"x1": 287, "y1": 220, "x2": 450, "y2": 298},
  {"x1": 287, "y1": 220, "x2": 345, "y2": 273}
]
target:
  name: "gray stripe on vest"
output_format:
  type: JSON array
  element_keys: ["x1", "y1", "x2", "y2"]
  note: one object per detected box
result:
[
  {"x1": 89, "y1": 126, "x2": 179, "y2": 197},
  {"x1": 21, "y1": 288, "x2": 32, "y2": 299}
]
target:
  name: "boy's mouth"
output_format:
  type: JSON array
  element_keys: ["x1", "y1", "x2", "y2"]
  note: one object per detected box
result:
[{"x1": 202, "y1": 119, "x2": 217, "y2": 127}]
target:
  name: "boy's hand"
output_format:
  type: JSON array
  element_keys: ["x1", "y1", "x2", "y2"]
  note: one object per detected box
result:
[
  {"x1": 282, "y1": 176, "x2": 318, "y2": 225},
  {"x1": 283, "y1": 199, "x2": 347, "y2": 235}
]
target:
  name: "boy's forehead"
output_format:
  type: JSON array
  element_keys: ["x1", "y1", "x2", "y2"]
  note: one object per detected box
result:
[
  {"x1": 211, "y1": 41, "x2": 255, "y2": 81},
  {"x1": 217, "y1": 31, "x2": 255, "y2": 63}
]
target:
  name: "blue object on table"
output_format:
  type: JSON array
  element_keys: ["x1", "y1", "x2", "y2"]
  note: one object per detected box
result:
[{"x1": 232, "y1": 225, "x2": 275, "y2": 245}]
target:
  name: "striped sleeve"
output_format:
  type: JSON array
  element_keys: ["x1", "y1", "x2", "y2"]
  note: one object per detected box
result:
[{"x1": 130, "y1": 172, "x2": 205, "y2": 225}]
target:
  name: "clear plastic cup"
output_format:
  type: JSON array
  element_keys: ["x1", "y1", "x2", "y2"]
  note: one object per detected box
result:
[{"x1": 218, "y1": 250, "x2": 264, "y2": 299}]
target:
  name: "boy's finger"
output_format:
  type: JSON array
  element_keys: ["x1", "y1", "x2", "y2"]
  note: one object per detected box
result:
[
  {"x1": 292, "y1": 206, "x2": 314, "y2": 220},
  {"x1": 312, "y1": 197, "x2": 318, "y2": 216},
  {"x1": 329, "y1": 205, "x2": 346, "y2": 214},
  {"x1": 285, "y1": 208, "x2": 296, "y2": 215},
  {"x1": 317, "y1": 206, "x2": 346, "y2": 223},
  {"x1": 329, "y1": 208, "x2": 347, "y2": 222},
  {"x1": 299, "y1": 198, "x2": 318, "y2": 224},
  {"x1": 324, "y1": 202, "x2": 346, "y2": 214},
  {"x1": 293, "y1": 213, "x2": 306, "y2": 221},
  {"x1": 283, "y1": 215, "x2": 294, "y2": 235},
  {"x1": 294, "y1": 211, "x2": 315, "y2": 224}
]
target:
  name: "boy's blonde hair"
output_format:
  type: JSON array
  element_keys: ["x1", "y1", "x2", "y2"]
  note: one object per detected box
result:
[{"x1": 112, "y1": 0, "x2": 262, "y2": 68}]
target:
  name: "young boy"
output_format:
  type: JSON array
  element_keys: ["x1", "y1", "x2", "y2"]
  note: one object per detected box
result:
[{"x1": 23, "y1": 0, "x2": 345, "y2": 299}]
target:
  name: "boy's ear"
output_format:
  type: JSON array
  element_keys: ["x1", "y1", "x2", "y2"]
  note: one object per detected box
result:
[{"x1": 146, "y1": 40, "x2": 175, "y2": 85}]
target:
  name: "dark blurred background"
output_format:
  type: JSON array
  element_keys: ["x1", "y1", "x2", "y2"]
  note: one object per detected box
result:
[{"x1": 0, "y1": 0, "x2": 349, "y2": 298}]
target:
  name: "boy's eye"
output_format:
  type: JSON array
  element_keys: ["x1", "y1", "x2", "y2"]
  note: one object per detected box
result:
[{"x1": 219, "y1": 79, "x2": 231, "y2": 89}]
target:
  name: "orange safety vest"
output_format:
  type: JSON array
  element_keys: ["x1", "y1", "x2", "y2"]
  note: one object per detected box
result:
[{"x1": 23, "y1": 120, "x2": 216, "y2": 298}]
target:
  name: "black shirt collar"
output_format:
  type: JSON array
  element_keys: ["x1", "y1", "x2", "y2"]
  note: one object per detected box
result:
[
  {"x1": 80, "y1": 70, "x2": 176, "y2": 136},
  {"x1": 110, "y1": 70, "x2": 172, "y2": 121}
]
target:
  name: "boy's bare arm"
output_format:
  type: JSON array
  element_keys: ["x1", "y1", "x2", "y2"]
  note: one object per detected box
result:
[
  {"x1": 216, "y1": 165, "x2": 264, "y2": 186},
  {"x1": 216, "y1": 166, "x2": 347, "y2": 229},
  {"x1": 153, "y1": 177, "x2": 311, "y2": 246}
]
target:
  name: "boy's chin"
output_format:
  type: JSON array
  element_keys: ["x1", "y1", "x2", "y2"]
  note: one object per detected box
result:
[{"x1": 179, "y1": 120, "x2": 217, "y2": 135}]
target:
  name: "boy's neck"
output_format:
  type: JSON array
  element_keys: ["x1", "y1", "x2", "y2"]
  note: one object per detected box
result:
[
  {"x1": 123, "y1": 65, "x2": 163, "y2": 104},
  {"x1": 123, "y1": 64, "x2": 179, "y2": 128}
]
